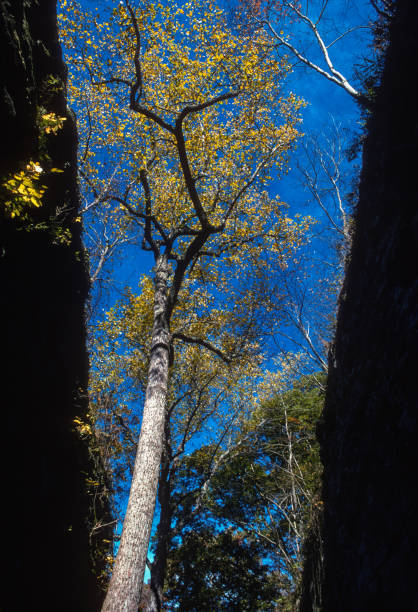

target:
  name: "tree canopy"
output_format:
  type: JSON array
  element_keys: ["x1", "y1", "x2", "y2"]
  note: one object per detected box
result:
[{"x1": 60, "y1": 0, "x2": 313, "y2": 608}]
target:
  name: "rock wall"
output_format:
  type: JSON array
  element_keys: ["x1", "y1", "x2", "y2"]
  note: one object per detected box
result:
[
  {"x1": 320, "y1": 0, "x2": 418, "y2": 609},
  {"x1": 0, "y1": 2, "x2": 110, "y2": 609}
]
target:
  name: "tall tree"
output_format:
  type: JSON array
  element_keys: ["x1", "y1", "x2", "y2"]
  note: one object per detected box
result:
[{"x1": 60, "y1": 0, "x2": 309, "y2": 607}]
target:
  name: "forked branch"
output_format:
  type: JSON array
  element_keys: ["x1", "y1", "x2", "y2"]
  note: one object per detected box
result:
[{"x1": 172, "y1": 332, "x2": 232, "y2": 364}]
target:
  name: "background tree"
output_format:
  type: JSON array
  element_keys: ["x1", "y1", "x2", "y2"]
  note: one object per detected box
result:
[
  {"x1": 163, "y1": 372, "x2": 324, "y2": 609},
  {"x1": 231, "y1": 0, "x2": 395, "y2": 378},
  {"x1": 165, "y1": 528, "x2": 281, "y2": 611},
  {"x1": 273, "y1": 121, "x2": 354, "y2": 375},
  {"x1": 238, "y1": 0, "x2": 373, "y2": 108}
]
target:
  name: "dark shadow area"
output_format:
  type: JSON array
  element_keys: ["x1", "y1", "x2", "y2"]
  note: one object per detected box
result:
[
  {"x1": 0, "y1": 2, "x2": 112, "y2": 609},
  {"x1": 315, "y1": 0, "x2": 418, "y2": 609}
]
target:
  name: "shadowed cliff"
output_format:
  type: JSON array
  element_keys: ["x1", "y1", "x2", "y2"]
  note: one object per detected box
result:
[
  {"x1": 317, "y1": 0, "x2": 418, "y2": 609},
  {"x1": 0, "y1": 1, "x2": 111, "y2": 609}
]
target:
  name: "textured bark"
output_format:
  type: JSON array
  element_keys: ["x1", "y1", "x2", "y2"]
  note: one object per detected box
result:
[
  {"x1": 1, "y1": 1, "x2": 111, "y2": 609},
  {"x1": 318, "y1": 0, "x2": 418, "y2": 610},
  {"x1": 102, "y1": 256, "x2": 171, "y2": 612},
  {"x1": 146, "y1": 438, "x2": 173, "y2": 612}
]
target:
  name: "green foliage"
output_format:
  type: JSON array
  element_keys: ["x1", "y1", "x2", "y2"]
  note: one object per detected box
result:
[
  {"x1": 164, "y1": 373, "x2": 324, "y2": 609},
  {"x1": 255, "y1": 373, "x2": 324, "y2": 498},
  {"x1": 166, "y1": 529, "x2": 281, "y2": 611}
]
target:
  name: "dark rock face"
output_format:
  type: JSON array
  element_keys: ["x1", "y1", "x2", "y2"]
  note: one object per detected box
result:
[
  {"x1": 320, "y1": 1, "x2": 418, "y2": 610},
  {"x1": 0, "y1": 2, "x2": 109, "y2": 609}
]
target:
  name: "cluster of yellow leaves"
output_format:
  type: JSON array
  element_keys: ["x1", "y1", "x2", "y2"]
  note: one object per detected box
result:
[
  {"x1": 2, "y1": 162, "x2": 46, "y2": 219},
  {"x1": 2, "y1": 104, "x2": 66, "y2": 220},
  {"x1": 87, "y1": 305, "x2": 145, "y2": 482},
  {"x1": 73, "y1": 416, "x2": 93, "y2": 436},
  {"x1": 40, "y1": 111, "x2": 67, "y2": 135},
  {"x1": 85, "y1": 477, "x2": 100, "y2": 487}
]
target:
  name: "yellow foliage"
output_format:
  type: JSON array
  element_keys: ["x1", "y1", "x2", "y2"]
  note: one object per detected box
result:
[
  {"x1": 1, "y1": 162, "x2": 46, "y2": 219},
  {"x1": 1, "y1": 108, "x2": 66, "y2": 221},
  {"x1": 60, "y1": 0, "x2": 314, "y2": 460},
  {"x1": 91, "y1": 278, "x2": 264, "y2": 463},
  {"x1": 86, "y1": 477, "x2": 100, "y2": 487},
  {"x1": 59, "y1": 0, "x2": 307, "y2": 269},
  {"x1": 73, "y1": 416, "x2": 93, "y2": 436},
  {"x1": 40, "y1": 112, "x2": 67, "y2": 135}
]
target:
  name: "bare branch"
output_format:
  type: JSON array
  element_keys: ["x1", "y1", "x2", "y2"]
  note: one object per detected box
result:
[
  {"x1": 124, "y1": 1, "x2": 143, "y2": 105},
  {"x1": 139, "y1": 169, "x2": 159, "y2": 258},
  {"x1": 294, "y1": 313, "x2": 328, "y2": 372},
  {"x1": 176, "y1": 91, "x2": 239, "y2": 125},
  {"x1": 327, "y1": 25, "x2": 369, "y2": 50},
  {"x1": 81, "y1": 166, "x2": 120, "y2": 213},
  {"x1": 258, "y1": 3, "x2": 372, "y2": 108},
  {"x1": 172, "y1": 332, "x2": 232, "y2": 364}
]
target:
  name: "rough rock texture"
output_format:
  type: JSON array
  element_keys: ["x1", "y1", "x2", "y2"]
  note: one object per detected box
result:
[
  {"x1": 320, "y1": 0, "x2": 418, "y2": 610},
  {"x1": 0, "y1": 2, "x2": 110, "y2": 609}
]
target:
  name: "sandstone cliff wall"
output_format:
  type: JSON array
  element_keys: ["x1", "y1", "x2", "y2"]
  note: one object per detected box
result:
[
  {"x1": 320, "y1": 1, "x2": 418, "y2": 609},
  {"x1": 1, "y1": 2, "x2": 110, "y2": 608}
]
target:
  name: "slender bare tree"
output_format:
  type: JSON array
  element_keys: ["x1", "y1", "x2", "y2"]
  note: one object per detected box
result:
[{"x1": 243, "y1": 0, "x2": 373, "y2": 109}]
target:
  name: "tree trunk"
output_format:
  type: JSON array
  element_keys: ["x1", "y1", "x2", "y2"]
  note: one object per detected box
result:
[
  {"x1": 146, "y1": 436, "x2": 173, "y2": 612},
  {"x1": 102, "y1": 255, "x2": 171, "y2": 612}
]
